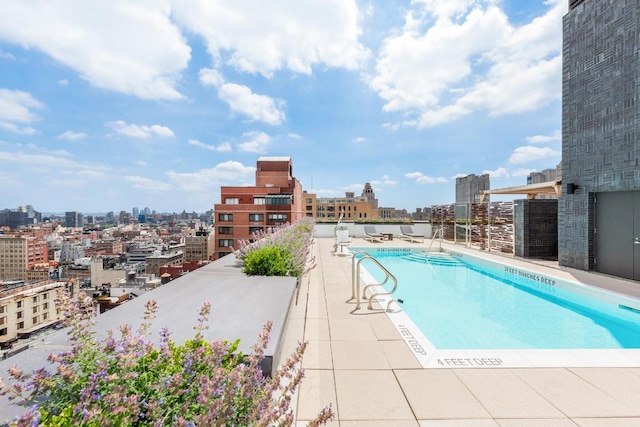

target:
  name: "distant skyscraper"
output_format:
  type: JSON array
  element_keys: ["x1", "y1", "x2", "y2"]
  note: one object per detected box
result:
[
  {"x1": 132, "y1": 207, "x2": 139, "y2": 216},
  {"x1": 64, "y1": 211, "x2": 83, "y2": 228},
  {"x1": 455, "y1": 174, "x2": 489, "y2": 204}
]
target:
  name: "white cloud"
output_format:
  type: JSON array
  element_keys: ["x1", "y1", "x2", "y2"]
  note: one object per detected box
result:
[
  {"x1": 106, "y1": 120, "x2": 174, "y2": 139},
  {"x1": 526, "y1": 130, "x2": 561, "y2": 144},
  {"x1": 198, "y1": 68, "x2": 225, "y2": 87},
  {"x1": 288, "y1": 133, "x2": 302, "y2": 139},
  {"x1": 482, "y1": 167, "x2": 510, "y2": 178},
  {"x1": 509, "y1": 146, "x2": 560, "y2": 164},
  {"x1": 172, "y1": 0, "x2": 368, "y2": 77},
  {"x1": 125, "y1": 176, "x2": 172, "y2": 192},
  {"x1": 405, "y1": 171, "x2": 447, "y2": 184},
  {"x1": 0, "y1": 123, "x2": 38, "y2": 135},
  {"x1": 369, "y1": 1, "x2": 566, "y2": 128},
  {"x1": 58, "y1": 130, "x2": 87, "y2": 141},
  {"x1": 166, "y1": 160, "x2": 255, "y2": 192},
  {"x1": 0, "y1": 1, "x2": 190, "y2": 100},
  {"x1": 24, "y1": 143, "x2": 72, "y2": 157},
  {"x1": 188, "y1": 139, "x2": 232, "y2": 152},
  {"x1": 0, "y1": 150, "x2": 107, "y2": 174},
  {"x1": 57, "y1": 79, "x2": 69, "y2": 86},
  {"x1": 135, "y1": 160, "x2": 147, "y2": 166},
  {"x1": 0, "y1": 50, "x2": 15, "y2": 60},
  {"x1": 352, "y1": 137, "x2": 367, "y2": 143},
  {"x1": 238, "y1": 131, "x2": 271, "y2": 154},
  {"x1": 511, "y1": 168, "x2": 537, "y2": 177},
  {"x1": 0, "y1": 89, "x2": 43, "y2": 134},
  {"x1": 217, "y1": 83, "x2": 285, "y2": 125},
  {"x1": 371, "y1": 175, "x2": 397, "y2": 185}
]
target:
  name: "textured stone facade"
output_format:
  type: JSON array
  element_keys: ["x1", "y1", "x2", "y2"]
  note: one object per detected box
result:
[
  {"x1": 561, "y1": 0, "x2": 640, "y2": 270},
  {"x1": 514, "y1": 200, "x2": 558, "y2": 260}
]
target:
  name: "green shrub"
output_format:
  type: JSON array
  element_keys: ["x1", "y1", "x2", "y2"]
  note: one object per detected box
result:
[{"x1": 242, "y1": 245, "x2": 290, "y2": 276}]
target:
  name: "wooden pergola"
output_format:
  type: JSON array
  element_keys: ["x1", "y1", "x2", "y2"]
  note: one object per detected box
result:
[{"x1": 479, "y1": 180, "x2": 562, "y2": 203}]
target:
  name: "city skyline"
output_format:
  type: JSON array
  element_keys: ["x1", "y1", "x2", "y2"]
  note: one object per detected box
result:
[{"x1": 0, "y1": 1, "x2": 564, "y2": 213}]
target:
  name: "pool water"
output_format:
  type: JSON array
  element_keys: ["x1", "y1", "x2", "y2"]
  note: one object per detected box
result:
[{"x1": 354, "y1": 250, "x2": 640, "y2": 349}]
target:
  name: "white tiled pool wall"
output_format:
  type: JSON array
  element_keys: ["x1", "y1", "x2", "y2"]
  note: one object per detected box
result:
[{"x1": 351, "y1": 247, "x2": 640, "y2": 368}]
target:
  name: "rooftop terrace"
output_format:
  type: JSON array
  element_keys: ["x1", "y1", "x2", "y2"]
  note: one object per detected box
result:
[{"x1": 3, "y1": 236, "x2": 640, "y2": 425}]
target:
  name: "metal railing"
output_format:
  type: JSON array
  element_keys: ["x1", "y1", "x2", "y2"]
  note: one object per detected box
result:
[
  {"x1": 427, "y1": 227, "x2": 443, "y2": 254},
  {"x1": 349, "y1": 251, "x2": 399, "y2": 312}
]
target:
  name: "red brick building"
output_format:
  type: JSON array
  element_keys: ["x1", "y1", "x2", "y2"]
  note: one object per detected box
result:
[
  {"x1": 213, "y1": 157, "x2": 304, "y2": 259},
  {"x1": 158, "y1": 260, "x2": 208, "y2": 280}
]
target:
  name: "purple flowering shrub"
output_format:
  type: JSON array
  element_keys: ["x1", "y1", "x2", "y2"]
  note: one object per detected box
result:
[
  {"x1": 237, "y1": 217, "x2": 316, "y2": 278},
  {"x1": 0, "y1": 291, "x2": 333, "y2": 426}
]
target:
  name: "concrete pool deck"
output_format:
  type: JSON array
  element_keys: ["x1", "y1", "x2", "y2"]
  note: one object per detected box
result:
[{"x1": 291, "y1": 237, "x2": 640, "y2": 426}]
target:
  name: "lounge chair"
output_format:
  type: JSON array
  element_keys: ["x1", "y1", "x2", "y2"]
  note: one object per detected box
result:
[
  {"x1": 363, "y1": 225, "x2": 384, "y2": 243},
  {"x1": 399, "y1": 225, "x2": 424, "y2": 243}
]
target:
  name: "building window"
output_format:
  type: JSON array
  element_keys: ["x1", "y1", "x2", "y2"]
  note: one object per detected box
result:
[
  {"x1": 0, "y1": 306, "x2": 4, "y2": 314},
  {"x1": 17, "y1": 322, "x2": 24, "y2": 330},
  {"x1": 265, "y1": 196, "x2": 292, "y2": 205},
  {"x1": 218, "y1": 226, "x2": 233, "y2": 235},
  {"x1": 249, "y1": 213, "x2": 264, "y2": 221},
  {"x1": 225, "y1": 198, "x2": 239, "y2": 204},
  {"x1": 32, "y1": 296, "x2": 38, "y2": 303},
  {"x1": 43, "y1": 302, "x2": 49, "y2": 310},
  {"x1": 33, "y1": 306, "x2": 38, "y2": 314},
  {"x1": 43, "y1": 312, "x2": 48, "y2": 320},
  {"x1": 0, "y1": 317, "x2": 4, "y2": 326},
  {"x1": 43, "y1": 293, "x2": 48, "y2": 300},
  {"x1": 32, "y1": 316, "x2": 38, "y2": 324},
  {"x1": 16, "y1": 301, "x2": 22, "y2": 308},
  {"x1": 0, "y1": 328, "x2": 6, "y2": 336},
  {"x1": 249, "y1": 226, "x2": 263, "y2": 235},
  {"x1": 253, "y1": 198, "x2": 265, "y2": 205},
  {"x1": 218, "y1": 213, "x2": 233, "y2": 221},
  {"x1": 219, "y1": 239, "x2": 234, "y2": 248},
  {"x1": 16, "y1": 311, "x2": 23, "y2": 319},
  {"x1": 268, "y1": 214, "x2": 287, "y2": 221}
]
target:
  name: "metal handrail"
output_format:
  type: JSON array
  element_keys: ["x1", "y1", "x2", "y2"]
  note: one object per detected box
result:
[
  {"x1": 349, "y1": 251, "x2": 399, "y2": 312},
  {"x1": 334, "y1": 212, "x2": 344, "y2": 237},
  {"x1": 427, "y1": 227, "x2": 443, "y2": 254}
]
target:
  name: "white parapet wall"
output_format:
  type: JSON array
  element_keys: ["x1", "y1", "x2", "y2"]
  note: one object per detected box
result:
[{"x1": 314, "y1": 222, "x2": 432, "y2": 239}]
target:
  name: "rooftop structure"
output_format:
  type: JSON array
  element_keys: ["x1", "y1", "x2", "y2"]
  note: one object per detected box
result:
[{"x1": 561, "y1": 0, "x2": 640, "y2": 279}]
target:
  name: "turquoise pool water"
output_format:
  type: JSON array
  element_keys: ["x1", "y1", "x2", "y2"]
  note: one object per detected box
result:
[{"x1": 352, "y1": 249, "x2": 640, "y2": 349}]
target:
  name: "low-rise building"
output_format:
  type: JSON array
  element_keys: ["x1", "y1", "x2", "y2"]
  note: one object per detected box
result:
[
  {"x1": 305, "y1": 183, "x2": 380, "y2": 221},
  {"x1": 0, "y1": 234, "x2": 49, "y2": 281},
  {"x1": 0, "y1": 279, "x2": 79, "y2": 348},
  {"x1": 145, "y1": 251, "x2": 184, "y2": 275}
]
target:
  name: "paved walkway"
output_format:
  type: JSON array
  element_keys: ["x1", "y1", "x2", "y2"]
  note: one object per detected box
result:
[{"x1": 289, "y1": 237, "x2": 640, "y2": 427}]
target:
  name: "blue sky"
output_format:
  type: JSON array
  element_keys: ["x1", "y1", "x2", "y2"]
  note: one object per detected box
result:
[{"x1": 0, "y1": 0, "x2": 565, "y2": 214}]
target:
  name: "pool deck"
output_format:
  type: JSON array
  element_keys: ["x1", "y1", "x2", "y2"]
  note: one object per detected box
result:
[{"x1": 290, "y1": 237, "x2": 640, "y2": 426}]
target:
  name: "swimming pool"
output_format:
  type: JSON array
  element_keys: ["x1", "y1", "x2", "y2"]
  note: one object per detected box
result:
[{"x1": 351, "y1": 247, "x2": 640, "y2": 352}]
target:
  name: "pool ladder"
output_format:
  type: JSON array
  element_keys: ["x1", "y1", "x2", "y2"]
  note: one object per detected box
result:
[
  {"x1": 349, "y1": 251, "x2": 400, "y2": 312},
  {"x1": 427, "y1": 227, "x2": 444, "y2": 254}
]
